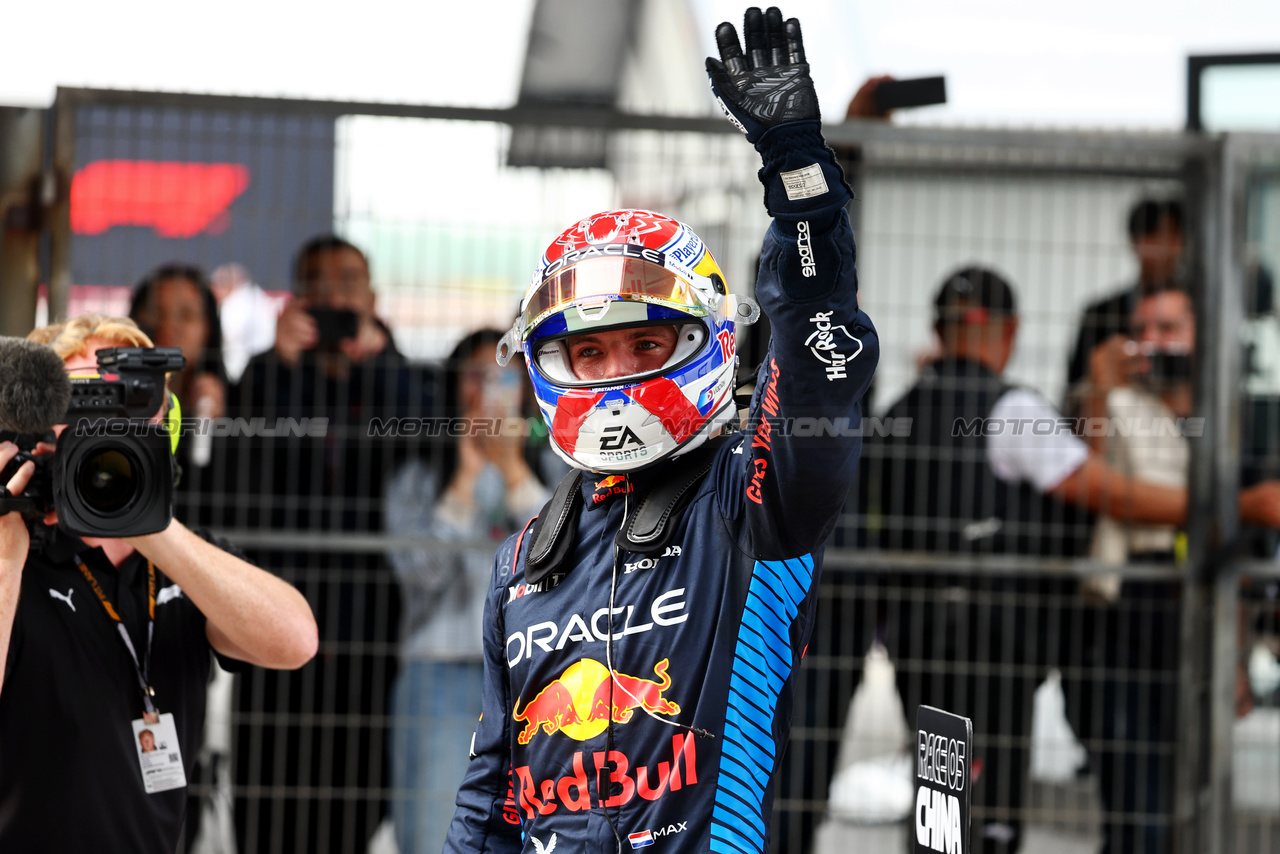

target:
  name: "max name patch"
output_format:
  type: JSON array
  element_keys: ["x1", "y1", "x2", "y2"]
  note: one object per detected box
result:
[{"x1": 780, "y1": 163, "x2": 829, "y2": 201}]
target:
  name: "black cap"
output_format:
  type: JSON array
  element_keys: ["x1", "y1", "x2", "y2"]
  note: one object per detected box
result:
[{"x1": 934, "y1": 266, "x2": 1017, "y2": 326}]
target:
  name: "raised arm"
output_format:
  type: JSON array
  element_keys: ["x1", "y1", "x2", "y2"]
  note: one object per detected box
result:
[
  {"x1": 708, "y1": 7, "x2": 879, "y2": 557},
  {"x1": 126, "y1": 520, "x2": 317, "y2": 669},
  {"x1": 1048, "y1": 454, "x2": 1280, "y2": 529}
]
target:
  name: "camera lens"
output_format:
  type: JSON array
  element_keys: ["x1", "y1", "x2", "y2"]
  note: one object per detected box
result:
[{"x1": 76, "y1": 447, "x2": 139, "y2": 514}]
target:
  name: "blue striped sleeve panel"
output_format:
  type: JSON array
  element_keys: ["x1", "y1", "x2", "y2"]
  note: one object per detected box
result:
[{"x1": 709, "y1": 555, "x2": 816, "y2": 854}]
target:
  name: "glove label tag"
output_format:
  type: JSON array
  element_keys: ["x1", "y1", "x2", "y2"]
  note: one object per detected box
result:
[{"x1": 780, "y1": 163, "x2": 828, "y2": 200}]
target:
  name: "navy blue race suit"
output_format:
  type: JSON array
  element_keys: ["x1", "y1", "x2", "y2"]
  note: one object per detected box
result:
[{"x1": 445, "y1": 121, "x2": 878, "y2": 854}]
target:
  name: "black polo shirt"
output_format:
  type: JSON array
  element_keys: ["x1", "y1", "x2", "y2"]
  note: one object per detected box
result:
[{"x1": 0, "y1": 527, "x2": 248, "y2": 852}]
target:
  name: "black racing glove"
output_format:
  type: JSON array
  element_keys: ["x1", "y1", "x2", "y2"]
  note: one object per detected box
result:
[
  {"x1": 705, "y1": 6, "x2": 817, "y2": 145},
  {"x1": 706, "y1": 6, "x2": 851, "y2": 226}
]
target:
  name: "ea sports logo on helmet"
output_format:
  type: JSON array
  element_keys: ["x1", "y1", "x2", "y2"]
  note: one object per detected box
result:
[{"x1": 581, "y1": 211, "x2": 633, "y2": 245}]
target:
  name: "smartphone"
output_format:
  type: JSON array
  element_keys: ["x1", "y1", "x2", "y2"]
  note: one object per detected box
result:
[
  {"x1": 1147, "y1": 351, "x2": 1193, "y2": 384},
  {"x1": 308, "y1": 308, "x2": 359, "y2": 345},
  {"x1": 873, "y1": 76, "x2": 947, "y2": 112}
]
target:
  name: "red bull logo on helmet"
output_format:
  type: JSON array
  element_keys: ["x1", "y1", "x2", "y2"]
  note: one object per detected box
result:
[{"x1": 513, "y1": 658, "x2": 681, "y2": 744}]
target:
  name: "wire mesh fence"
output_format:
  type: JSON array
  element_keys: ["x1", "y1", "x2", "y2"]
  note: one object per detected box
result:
[{"x1": 22, "y1": 87, "x2": 1280, "y2": 852}]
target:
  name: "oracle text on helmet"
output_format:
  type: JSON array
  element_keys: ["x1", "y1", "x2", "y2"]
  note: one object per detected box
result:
[{"x1": 542, "y1": 243, "x2": 666, "y2": 280}]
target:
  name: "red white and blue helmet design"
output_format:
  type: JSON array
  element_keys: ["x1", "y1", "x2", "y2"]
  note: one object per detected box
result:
[{"x1": 498, "y1": 210, "x2": 760, "y2": 473}]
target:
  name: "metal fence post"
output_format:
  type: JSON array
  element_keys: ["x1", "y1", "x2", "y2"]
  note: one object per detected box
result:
[
  {"x1": 1183, "y1": 131, "x2": 1248, "y2": 854},
  {"x1": 46, "y1": 88, "x2": 76, "y2": 324},
  {"x1": 0, "y1": 107, "x2": 44, "y2": 337}
]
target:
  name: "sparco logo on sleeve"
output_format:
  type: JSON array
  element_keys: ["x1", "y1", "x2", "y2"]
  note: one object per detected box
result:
[
  {"x1": 797, "y1": 220, "x2": 816, "y2": 277},
  {"x1": 805, "y1": 311, "x2": 864, "y2": 381}
]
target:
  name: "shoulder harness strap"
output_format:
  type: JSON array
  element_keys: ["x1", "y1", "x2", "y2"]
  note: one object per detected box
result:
[
  {"x1": 614, "y1": 436, "x2": 729, "y2": 554},
  {"x1": 525, "y1": 469, "x2": 583, "y2": 585},
  {"x1": 523, "y1": 436, "x2": 731, "y2": 585}
]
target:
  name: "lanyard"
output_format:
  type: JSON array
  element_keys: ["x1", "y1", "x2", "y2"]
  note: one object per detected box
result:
[{"x1": 75, "y1": 555, "x2": 158, "y2": 717}]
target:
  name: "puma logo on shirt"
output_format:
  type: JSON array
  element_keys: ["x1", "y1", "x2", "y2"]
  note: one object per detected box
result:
[{"x1": 49, "y1": 588, "x2": 76, "y2": 612}]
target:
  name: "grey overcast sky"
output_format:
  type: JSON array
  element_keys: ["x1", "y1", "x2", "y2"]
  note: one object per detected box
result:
[{"x1": 2, "y1": 0, "x2": 1277, "y2": 128}]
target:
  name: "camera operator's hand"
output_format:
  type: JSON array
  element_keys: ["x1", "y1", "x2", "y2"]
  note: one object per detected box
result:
[
  {"x1": 124, "y1": 519, "x2": 318, "y2": 670},
  {"x1": 1, "y1": 439, "x2": 49, "y2": 693},
  {"x1": 275, "y1": 298, "x2": 320, "y2": 368},
  {"x1": 0, "y1": 441, "x2": 35, "y2": 566},
  {"x1": 706, "y1": 6, "x2": 818, "y2": 144}
]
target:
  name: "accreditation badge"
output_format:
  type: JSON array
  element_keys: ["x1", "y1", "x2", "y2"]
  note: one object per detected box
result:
[{"x1": 132, "y1": 713, "x2": 187, "y2": 794}]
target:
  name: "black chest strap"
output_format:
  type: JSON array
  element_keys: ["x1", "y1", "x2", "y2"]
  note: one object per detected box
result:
[
  {"x1": 525, "y1": 469, "x2": 584, "y2": 585},
  {"x1": 524, "y1": 436, "x2": 729, "y2": 585}
]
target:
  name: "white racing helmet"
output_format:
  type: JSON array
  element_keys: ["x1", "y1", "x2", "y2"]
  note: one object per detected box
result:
[{"x1": 498, "y1": 210, "x2": 759, "y2": 473}]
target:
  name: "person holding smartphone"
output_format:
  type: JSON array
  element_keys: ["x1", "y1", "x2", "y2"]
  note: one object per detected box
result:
[
  {"x1": 385, "y1": 328, "x2": 554, "y2": 854},
  {"x1": 228, "y1": 235, "x2": 433, "y2": 854}
]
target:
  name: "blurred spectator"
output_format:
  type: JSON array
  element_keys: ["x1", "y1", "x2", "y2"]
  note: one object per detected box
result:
[
  {"x1": 261, "y1": 235, "x2": 392, "y2": 375},
  {"x1": 836, "y1": 267, "x2": 1090, "y2": 854},
  {"x1": 130, "y1": 263, "x2": 228, "y2": 424},
  {"x1": 129, "y1": 264, "x2": 234, "y2": 847},
  {"x1": 228, "y1": 235, "x2": 433, "y2": 854},
  {"x1": 129, "y1": 264, "x2": 228, "y2": 495},
  {"x1": 1089, "y1": 285, "x2": 1194, "y2": 565},
  {"x1": 1066, "y1": 198, "x2": 1185, "y2": 414},
  {"x1": 1079, "y1": 284, "x2": 1267, "y2": 853},
  {"x1": 385, "y1": 328, "x2": 550, "y2": 854},
  {"x1": 211, "y1": 262, "x2": 276, "y2": 383},
  {"x1": 815, "y1": 267, "x2": 1280, "y2": 854},
  {"x1": 1071, "y1": 284, "x2": 1191, "y2": 854}
]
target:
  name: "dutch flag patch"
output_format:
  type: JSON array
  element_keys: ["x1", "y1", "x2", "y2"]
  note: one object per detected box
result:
[{"x1": 628, "y1": 830, "x2": 654, "y2": 848}]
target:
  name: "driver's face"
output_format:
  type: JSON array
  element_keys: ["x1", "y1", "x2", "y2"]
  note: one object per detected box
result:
[{"x1": 564, "y1": 325, "x2": 679, "y2": 382}]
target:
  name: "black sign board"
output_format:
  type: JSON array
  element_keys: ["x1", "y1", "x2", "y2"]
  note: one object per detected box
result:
[
  {"x1": 70, "y1": 105, "x2": 336, "y2": 291},
  {"x1": 914, "y1": 705, "x2": 972, "y2": 854}
]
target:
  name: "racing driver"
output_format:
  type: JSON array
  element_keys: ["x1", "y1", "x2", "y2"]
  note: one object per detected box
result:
[{"x1": 445, "y1": 7, "x2": 878, "y2": 853}]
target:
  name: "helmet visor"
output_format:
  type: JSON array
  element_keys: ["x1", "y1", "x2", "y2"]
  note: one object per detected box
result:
[{"x1": 523, "y1": 257, "x2": 709, "y2": 336}]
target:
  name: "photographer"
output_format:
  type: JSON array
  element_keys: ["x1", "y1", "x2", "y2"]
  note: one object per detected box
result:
[
  {"x1": 0, "y1": 314, "x2": 317, "y2": 852},
  {"x1": 256, "y1": 234, "x2": 395, "y2": 375}
]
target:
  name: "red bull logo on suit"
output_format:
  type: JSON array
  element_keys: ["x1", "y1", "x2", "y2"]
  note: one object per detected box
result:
[
  {"x1": 513, "y1": 658, "x2": 681, "y2": 744},
  {"x1": 509, "y1": 734, "x2": 699, "y2": 819}
]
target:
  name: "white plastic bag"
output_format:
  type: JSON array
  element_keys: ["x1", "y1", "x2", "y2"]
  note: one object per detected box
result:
[
  {"x1": 1029, "y1": 669, "x2": 1087, "y2": 784},
  {"x1": 825, "y1": 642, "x2": 914, "y2": 825},
  {"x1": 834, "y1": 642, "x2": 911, "y2": 770}
]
